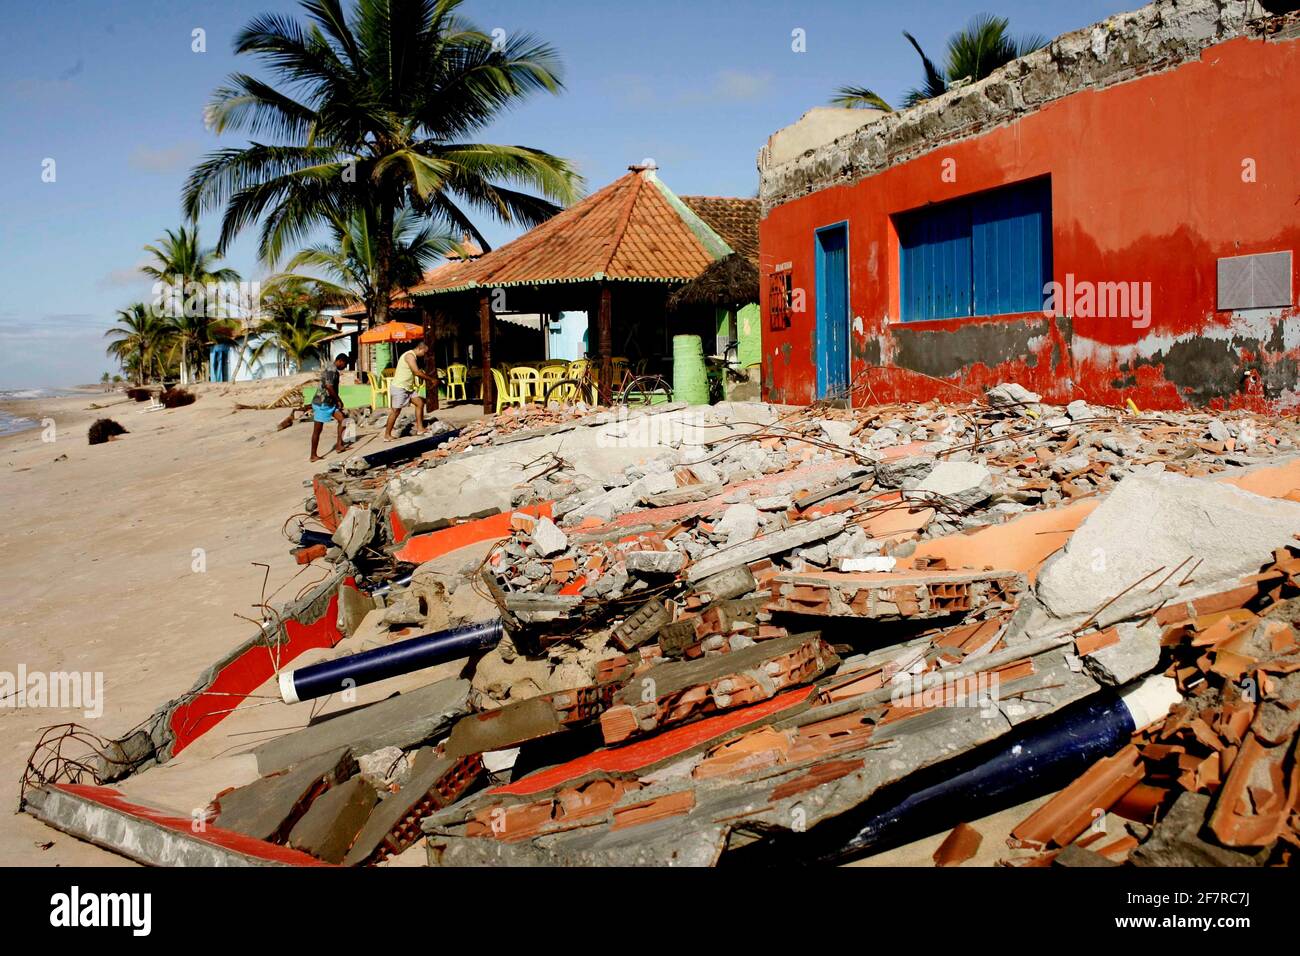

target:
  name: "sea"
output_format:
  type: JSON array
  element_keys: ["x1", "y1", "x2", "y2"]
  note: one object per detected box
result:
[{"x1": 0, "y1": 387, "x2": 85, "y2": 437}]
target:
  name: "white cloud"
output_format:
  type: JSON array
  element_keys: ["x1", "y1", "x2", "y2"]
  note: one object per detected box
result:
[
  {"x1": 710, "y1": 69, "x2": 771, "y2": 101},
  {"x1": 96, "y1": 263, "x2": 151, "y2": 291},
  {"x1": 128, "y1": 141, "x2": 200, "y2": 174}
]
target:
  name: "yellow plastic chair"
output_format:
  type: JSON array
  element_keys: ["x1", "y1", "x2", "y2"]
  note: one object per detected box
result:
[
  {"x1": 367, "y1": 369, "x2": 388, "y2": 411},
  {"x1": 445, "y1": 363, "x2": 468, "y2": 402},
  {"x1": 491, "y1": 367, "x2": 527, "y2": 414},
  {"x1": 509, "y1": 366, "x2": 541, "y2": 403},
  {"x1": 538, "y1": 365, "x2": 567, "y2": 403},
  {"x1": 612, "y1": 357, "x2": 631, "y2": 388},
  {"x1": 567, "y1": 359, "x2": 599, "y2": 403}
]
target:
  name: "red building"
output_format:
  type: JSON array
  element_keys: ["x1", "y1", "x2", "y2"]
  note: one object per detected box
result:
[{"x1": 758, "y1": 1, "x2": 1300, "y2": 411}]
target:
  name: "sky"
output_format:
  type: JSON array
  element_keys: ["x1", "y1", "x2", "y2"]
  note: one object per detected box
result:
[{"x1": 0, "y1": 0, "x2": 1136, "y2": 388}]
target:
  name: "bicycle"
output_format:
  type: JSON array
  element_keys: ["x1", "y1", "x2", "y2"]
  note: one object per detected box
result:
[{"x1": 542, "y1": 358, "x2": 673, "y2": 407}]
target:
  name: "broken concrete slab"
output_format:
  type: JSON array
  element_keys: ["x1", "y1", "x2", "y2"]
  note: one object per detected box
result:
[
  {"x1": 343, "y1": 747, "x2": 482, "y2": 865},
  {"x1": 1082, "y1": 619, "x2": 1162, "y2": 686},
  {"x1": 1131, "y1": 792, "x2": 1268, "y2": 867},
  {"x1": 687, "y1": 566, "x2": 755, "y2": 603},
  {"x1": 253, "y1": 678, "x2": 471, "y2": 776},
  {"x1": 986, "y1": 382, "x2": 1041, "y2": 411},
  {"x1": 357, "y1": 746, "x2": 411, "y2": 789},
  {"x1": 715, "y1": 503, "x2": 761, "y2": 545},
  {"x1": 332, "y1": 505, "x2": 377, "y2": 559},
  {"x1": 23, "y1": 784, "x2": 329, "y2": 867},
  {"x1": 600, "y1": 632, "x2": 836, "y2": 743},
  {"x1": 336, "y1": 584, "x2": 376, "y2": 638},
  {"x1": 444, "y1": 696, "x2": 567, "y2": 758},
  {"x1": 530, "y1": 517, "x2": 568, "y2": 557},
  {"x1": 685, "y1": 513, "x2": 848, "y2": 582},
  {"x1": 287, "y1": 774, "x2": 378, "y2": 863},
  {"x1": 906, "y1": 461, "x2": 993, "y2": 512},
  {"x1": 875, "y1": 455, "x2": 936, "y2": 489},
  {"x1": 768, "y1": 568, "x2": 1023, "y2": 620},
  {"x1": 212, "y1": 746, "x2": 356, "y2": 843},
  {"x1": 1031, "y1": 471, "x2": 1300, "y2": 637},
  {"x1": 625, "y1": 550, "x2": 685, "y2": 575}
]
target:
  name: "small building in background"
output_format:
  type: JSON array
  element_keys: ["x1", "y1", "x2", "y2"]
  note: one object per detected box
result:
[{"x1": 408, "y1": 163, "x2": 757, "y2": 409}]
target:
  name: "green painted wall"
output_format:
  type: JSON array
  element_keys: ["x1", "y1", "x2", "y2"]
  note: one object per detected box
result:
[
  {"x1": 716, "y1": 305, "x2": 761, "y2": 369},
  {"x1": 736, "y1": 303, "x2": 761, "y2": 369}
]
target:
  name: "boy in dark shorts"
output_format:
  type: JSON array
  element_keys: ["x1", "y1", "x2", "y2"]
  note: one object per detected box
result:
[{"x1": 310, "y1": 353, "x2": 351, "y2": 462}]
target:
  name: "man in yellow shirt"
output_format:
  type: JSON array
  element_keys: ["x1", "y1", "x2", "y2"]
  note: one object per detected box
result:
[{"x1": 383, "y1": 342, "x2": 439, "y2": 442}]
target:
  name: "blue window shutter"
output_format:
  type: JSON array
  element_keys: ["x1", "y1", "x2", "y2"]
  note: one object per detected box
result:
[
  {"x1": 972, "y1": 178, "x2": 1051, "y2": 315},
  {"x1": 898, "y1": 177, "x2": 1051, "y2": 321},
  {"x1": 898, "y1": 201, "x2": 972, "y2": 321}
]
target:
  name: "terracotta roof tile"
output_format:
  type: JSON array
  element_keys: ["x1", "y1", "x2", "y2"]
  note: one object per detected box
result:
[
  {"x1": 680, "y1": 196, "x2": 759, "y2": 264},
  {"x1": 410, "y1": 168, "x2": 737, "y2": 296}
]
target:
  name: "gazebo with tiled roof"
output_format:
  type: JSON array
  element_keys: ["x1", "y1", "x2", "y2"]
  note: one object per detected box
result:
[{"x1": 409, "y1": 164, "x2": 750, "y2": 410}]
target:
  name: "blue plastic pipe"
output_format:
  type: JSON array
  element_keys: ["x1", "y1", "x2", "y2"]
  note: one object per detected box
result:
[
  {"x1": 359, "y1": 427, "x2": 461, "y2": 469},
  {"x1": 734, "y1": 675, "x2": 1179, "y2": 866},
  {"x1": 298, "y1": 529, "x2": 335, "y2": 549},
  {"x1": 278, "y1": 618, "x2": 504, "y2": 704}
]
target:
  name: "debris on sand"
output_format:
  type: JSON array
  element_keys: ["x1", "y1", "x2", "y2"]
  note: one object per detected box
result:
[
  {"x1": 24, "y1": 386, "x2": 1300, "y2": 868},
  {"x1": 87, "y1": 418, "x2": 128, "y2": 445}
]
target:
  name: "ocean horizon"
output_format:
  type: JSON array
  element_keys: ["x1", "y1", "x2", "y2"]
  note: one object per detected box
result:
[{"x1": 0, "y1": 386, "x2": 94, "y2": 437}]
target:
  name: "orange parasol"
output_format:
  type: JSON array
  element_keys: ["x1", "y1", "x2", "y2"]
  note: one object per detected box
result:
[{"x1": 359, "y1": 320, "x2": 424, "y2": 344}]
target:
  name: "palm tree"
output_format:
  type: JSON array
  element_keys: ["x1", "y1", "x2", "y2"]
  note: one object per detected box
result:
[
  {"x1": 268, "y1": 204, "x2": 459, "y2": 320},
  {"x1": 249, "y1": 293, "x2": 334, "y2": 375},
  {"x1": 183, "y1": 0, "x2": 583, "y2": 329},
  {"x1": 141, "y1": 225, "x2": 241, "y2": 383},
  {"x1": 832, "y1": 14, "x2": 1046, "y2": 110},
  {"x1": 104, "y1": 303, "x2": 169, "y2": 385}
]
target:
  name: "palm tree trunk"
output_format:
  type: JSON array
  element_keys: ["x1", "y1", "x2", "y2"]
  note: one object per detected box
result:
[{"x1": 371, "y1": 201, "x2": 395, "y2": 329}]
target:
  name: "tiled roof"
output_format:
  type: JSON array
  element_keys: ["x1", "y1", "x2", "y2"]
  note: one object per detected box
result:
[
  {"x1": 680, "y1": 196, "x2": 759, "y2": 264},
  {"x1": 410, "y1": 167, "x2": 736, "y2": 297},
  {"x1": 340, "y1": 296, "x2": 413, "y2": 317}
]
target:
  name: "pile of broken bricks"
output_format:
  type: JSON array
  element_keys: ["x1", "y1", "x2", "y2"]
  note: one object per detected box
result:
[
  {"x1": 991, "y1": 546, "x2": 1300, "y2": 868},
  {"x1": 22, "y1": 384, "x2": 1300, "y2": 867}
]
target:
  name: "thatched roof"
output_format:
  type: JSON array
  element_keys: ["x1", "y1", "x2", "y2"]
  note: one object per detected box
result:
[{"x1": 666, "y1": 253, "x2": 759, "y2": 311}]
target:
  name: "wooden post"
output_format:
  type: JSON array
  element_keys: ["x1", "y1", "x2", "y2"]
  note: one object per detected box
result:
[
  {"x1": 479, "y1": 290, "x2": 494, "y2": 414},
  {"x1": 597, "y1": 284, "x2": 613, "y2": 406},
  {"x1": 420, "y1": 303, "x2": 439, "y2": 412}
]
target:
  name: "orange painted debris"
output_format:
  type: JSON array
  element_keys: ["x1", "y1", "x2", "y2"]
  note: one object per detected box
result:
[
  {"x1": 611, "y1": 790, "x2": 695, "y2": 830},
  {"x1": 933, "y1": 822, "x2": 983, "y2": 866},
  {"x1": 1075, "y1": 627, "x2": 1120, "y2": 657}
]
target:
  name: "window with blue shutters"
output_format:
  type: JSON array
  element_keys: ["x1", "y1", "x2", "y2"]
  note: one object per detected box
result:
[{"x1": 896, "y1": 177, "x2": 1052, "y2": 322}]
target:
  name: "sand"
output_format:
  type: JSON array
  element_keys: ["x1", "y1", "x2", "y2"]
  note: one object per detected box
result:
[{"x1": 0, "y1": 376, "x2": 482, "y2": 866}]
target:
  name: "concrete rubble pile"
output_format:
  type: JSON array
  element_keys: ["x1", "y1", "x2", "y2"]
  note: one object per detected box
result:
[{"x1": 20, "y1": 385, "x2": 1300, "y2": 867}]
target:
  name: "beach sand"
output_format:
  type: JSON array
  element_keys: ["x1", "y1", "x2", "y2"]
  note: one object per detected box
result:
[{"x1": 0, "y1": 376, "x2": 481, "y2": 866}]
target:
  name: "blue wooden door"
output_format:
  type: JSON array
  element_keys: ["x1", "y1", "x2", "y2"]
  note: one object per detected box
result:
[{"x1": 816, "y1": 224, "x2": 849, "y2": 399}]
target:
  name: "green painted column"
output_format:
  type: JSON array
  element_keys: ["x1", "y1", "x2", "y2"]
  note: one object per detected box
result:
[{"x1": 736, "y1": 303, "x2": 761, "y2": 369}]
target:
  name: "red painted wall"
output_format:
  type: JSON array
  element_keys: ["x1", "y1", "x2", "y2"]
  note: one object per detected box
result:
[{"x1": 760, "y1": 33, "x2": 1300, "y2": 411}]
